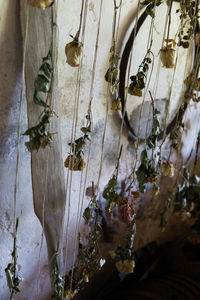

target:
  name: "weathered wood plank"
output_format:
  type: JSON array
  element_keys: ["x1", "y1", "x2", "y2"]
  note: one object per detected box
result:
[{"x1": 20, "y1": 0, "x2": 66, "y2": 273}]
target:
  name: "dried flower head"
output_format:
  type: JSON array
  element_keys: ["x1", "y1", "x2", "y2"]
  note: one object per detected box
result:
[
  {"x1": 118, "y1": 197, "x2": 135, "y2": 224},
  {"x1": 128, "y1": 86, "x2": 143, "y2": 97},
  {"x1": 82, "y1": 269, "x2": 90, "y2": 283},
  {"x1": 39, "y1": 133, "x2": 52, "y2": 148},
  {"x1": 64, "y1": 289, "x2": 78, "y2": 300},
  {"x1": 151, "y1": 184, "x2": 160, "y2": 196},
  {"x1": 111, "y1": 98, "x2": 122, "y2": 111},
  {"x1": 160, "y1": 48, "x2": 175, "y2": 68},
  {"x1": 131, "y1": 191, "x2": 140, "y2": 199},
  {"x1": 65, "y1": 40, "x2": 83, "y2": 67},
  {"x1": 64, "y1": 155, "x2": 86, "y2": 171},
  {"x1": 163, "y1": 162, "x2": 175, "y2": 178},
  {"x1": 29, "y1": 0, "x2": 54, "y2": 9},
  {"x1": 115, "y1": 259, "x2": 135, "y2": 274}
]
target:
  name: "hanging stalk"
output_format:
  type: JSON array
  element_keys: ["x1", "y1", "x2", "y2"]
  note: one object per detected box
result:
[{"x1": 5, "y1": 219, "x2": 22, "y2": 300}]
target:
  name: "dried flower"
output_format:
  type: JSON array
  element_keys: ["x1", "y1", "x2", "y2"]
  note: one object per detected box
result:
[
  {"x1": 115, "y1": 259, "x2": 135, "y2": 274},
  {"x1": 163, "y1": 162, "x2": 175, "y2": 178},
  {"x1": 128, "y1": 86, "x2": 142, "y2": 97},
  {"x1": 65, "y1": 40, "x2": 83, "y2": 67},
  {"x1": 160, "y1": 48, "x2": 175, "y2": 68},
  {"x1": 118, "y1": 198, "x2": 135, "y2": 224},
  {"x1": 82, "y1": 269, "x2": 89, "y2": 283},
  {"x1": 131, "y1": 191, "x2": 140, "y2": 199},
  {"x1": 39, "y1": 133, "x2": 52, "y2": 148},
  {"x1": 151, "y1": 184, "x2": 160, "y2": 196},
  {"x1": 64, "y1": 289, "x2": 78, "y2": 300},
  {"x1": 64, "y1": 155, "x2": 86, "y2": 171},
  {"x1": 184, "y1": 72, "x2": 200, "y2": 91},
  {"x1": 147, "y1": 172, "x2": 159, "y2": 183},
  {"x1": 29, "y1": 0, "x2": 54, "y2": 9},
  {"x1": 111, "y1": 99, "x2": 122, "y2": 111}
]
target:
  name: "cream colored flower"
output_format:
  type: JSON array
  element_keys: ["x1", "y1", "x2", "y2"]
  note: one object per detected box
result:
[
  {"x1": 29, "y1": 0, "x2": 54, "y2": 9},
  {"x1": 65, "y1": 41, "x2": 83, "y2": 67},
  {"x1": 160, "y1": 48, "x2": 175, "y2": 68},
  {"x1": 115, "y1": 259, "x2": 135, "y2": 274},
  {"x1": 163, "y1": 162, "x2": 175, "y2": 178}
]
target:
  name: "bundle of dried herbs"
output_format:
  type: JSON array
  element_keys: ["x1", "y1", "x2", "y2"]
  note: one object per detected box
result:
[
  {"x1": 105, "y1": 44, "x2": 120, "y2": 95},
  {"x1": 173, "y1": 167, "x2": 200, "y2": 229},
  {"x1": 110, "y1": 220, "x2": 135, "y2": 274},
  {"x1": 136, "y1": 149, "x2": 159, "y2": 193},
  {"x1": 176, "y1": 0, "x2": 198, "y2": 48},
  {"x1": 51, "y1": 264, "x2": 64, "y2": 300},
  {"x1": 128, "y1": 53, "x2": 152, "y2": 97},
  {"x1": 5, "y1": 219, "x2": 22, "y2": 300},
  {"x1": 64, "y1": 115, "x2": 91, "y2": 171},
  {"x1": 103, "y1": 174, "x2": 121, "y2": 216},
  {"x1": 23, "y1": 110, "x2": 53, "y2": 152},
  {"x1": 64, "y1": 183, "x2": 105, "y2": 297},
  {"x1": 24, "y1": 49, "x2": 54, "y2": 152}
]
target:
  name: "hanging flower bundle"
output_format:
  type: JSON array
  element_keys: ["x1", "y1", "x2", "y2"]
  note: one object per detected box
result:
[
  {"x1": 23, "y1": 50, "x2": 55, "y2": 152},
  {"x1": 128, "y1": 52, "x2": 153, "y2": 97}
]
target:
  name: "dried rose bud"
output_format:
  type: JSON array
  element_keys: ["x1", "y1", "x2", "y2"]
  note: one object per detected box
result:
[
  {"x1": 65, "y1": 40, "x2": 83, "y2": 67},
  {"x1": 128, "y1": 86, "x2": 142, "y2": 97},
  {"x1": 29, "y1": 0, "x2": 54, "y2": 9},
  {"x1": 111, "y1": 99, "x2": 122, "y2": 111},
  {"x1": 115, "y1": 259, "x2": 135, "y2": 274},
  {"x1": 163, "y1": 162, "x2": 175, "y2": 178}
]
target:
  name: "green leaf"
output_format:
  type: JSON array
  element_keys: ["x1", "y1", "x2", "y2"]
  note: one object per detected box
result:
[
  {"x1": 34, "y1": 74, "x2": 50, "y2": 93},
  {"x1": 33, "y1": 91, "x2": 49, "y2": 108},
  {"x1": 40, "y1": 62, "x2": 53, "y2": 79},
  {"x1": 83, "y1": 207, "x2": 91, "y2": 222},
  {"x1": 81, "y1": 127, "x2": 91, "y2": 134}
]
